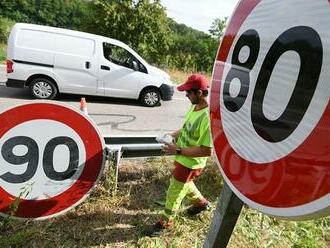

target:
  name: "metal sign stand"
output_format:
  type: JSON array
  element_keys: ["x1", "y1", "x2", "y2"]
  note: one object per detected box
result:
[
  {"x1": 204, "y1": 182, "x2": 244, "y2": 248},
  {"x1": 104, "y1": 135, "x2": 164, "y2": 193},
  {"x1": 106, "y1": 146, "x2": 122, "y2": 196}
]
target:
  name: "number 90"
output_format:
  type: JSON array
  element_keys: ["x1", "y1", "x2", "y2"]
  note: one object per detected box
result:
[{"x1": 1, "y1": 136, "x2": 79, "y2": 183}]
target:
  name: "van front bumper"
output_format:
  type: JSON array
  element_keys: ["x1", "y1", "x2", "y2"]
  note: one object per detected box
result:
[
  {"x1": 160, "y1": 84, "x2": 174, "y2": 101},
  {"x1": 6, "y1": 78, "x2": 26, "y2": 88}
]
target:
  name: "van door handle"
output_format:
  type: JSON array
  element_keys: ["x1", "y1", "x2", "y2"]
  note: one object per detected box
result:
[
  {"x1": 85, "y1": 61, "x2": 91, "y2": 69},
  {"x1": 101, "y1": 65, "x2": 110, "y2": 71}
]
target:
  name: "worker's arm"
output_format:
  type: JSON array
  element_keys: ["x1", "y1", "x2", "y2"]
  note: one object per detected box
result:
[{"x1": 163, "y1": 144, "x2": 211, "y2": 157}]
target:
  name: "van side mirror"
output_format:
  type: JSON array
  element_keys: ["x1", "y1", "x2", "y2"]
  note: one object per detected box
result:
[{"x1": 132, "y1": 60, "x2": 139, "y2": 71}]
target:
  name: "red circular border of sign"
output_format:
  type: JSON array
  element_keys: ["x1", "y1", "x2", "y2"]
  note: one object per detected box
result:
[
  {"x1": 0, "y1": 103, "x2": 104, "y2": 218},
  {"x1": 210, "y1": 0, "x2": 330, "y2": 208}
]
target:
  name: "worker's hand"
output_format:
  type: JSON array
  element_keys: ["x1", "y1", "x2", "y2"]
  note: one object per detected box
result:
[
  {"x1": 156, "y1": 133, "x2": 174, "y2": 144},
  {"x1": 162, "y1": 143, "x2": 178, "y2": 155}
]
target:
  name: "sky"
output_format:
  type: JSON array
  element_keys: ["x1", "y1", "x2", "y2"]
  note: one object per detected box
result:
[{"x1": 161, "y1": 0, "x2": 240, "y2": 34}]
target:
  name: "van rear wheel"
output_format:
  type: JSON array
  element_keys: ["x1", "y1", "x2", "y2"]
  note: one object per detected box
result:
[
  {"x1": 140, "y1": 88, "x2": 161, "y2": 107},
  {"x1": 30, "y1": 78, "x2": 58, "y2": 100}
]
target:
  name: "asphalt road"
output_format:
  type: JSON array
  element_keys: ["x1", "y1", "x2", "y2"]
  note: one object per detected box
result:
[{"x1": 0, "y1": 65, "x2": 189, "y2": 136}]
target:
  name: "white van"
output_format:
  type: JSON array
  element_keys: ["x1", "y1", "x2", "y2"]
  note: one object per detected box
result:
[{"x1": 6, "y1": 23, "x2": 174, "y2": 107}]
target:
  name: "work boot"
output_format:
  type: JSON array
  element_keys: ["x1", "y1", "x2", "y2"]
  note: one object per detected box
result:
[
  {"x1": 144, "y1": 220, "x2": 171, "y2": 237},
  {"x1": 186, "y1": 201, "x2": 211, "y2": 216}
]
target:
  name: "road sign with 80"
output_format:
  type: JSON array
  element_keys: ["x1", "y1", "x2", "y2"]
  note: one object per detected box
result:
[{"x1": 210, "y1": 0, "x2": 330, "y2": 219}]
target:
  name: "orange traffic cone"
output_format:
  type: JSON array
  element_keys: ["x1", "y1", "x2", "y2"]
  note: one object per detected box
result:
[{"x1": 80, "y1": 97, "x2": 88, "y2": 115}]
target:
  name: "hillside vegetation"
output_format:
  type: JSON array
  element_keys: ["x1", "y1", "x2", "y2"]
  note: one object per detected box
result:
[{"x1": 0, "y1": 43, "x2": 6, "y2": 61}]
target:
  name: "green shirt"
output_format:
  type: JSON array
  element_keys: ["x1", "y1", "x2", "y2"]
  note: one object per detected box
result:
[{"x1": 175, "y1": 105, "x2": 212, "y2": 169}]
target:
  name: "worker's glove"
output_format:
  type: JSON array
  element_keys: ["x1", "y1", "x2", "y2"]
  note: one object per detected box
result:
[{"x1": 156, "y1": 133, "x2": 174, "y2": 145}]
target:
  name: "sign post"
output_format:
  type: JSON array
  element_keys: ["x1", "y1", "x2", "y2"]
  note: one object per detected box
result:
[
  {"x1": 0, "y1": 102, "x2": 105, "y2": 220},
  {"x1": 204, "y1": 182, "x2": 243, "y2": 248},
  {"x1": 207, "y1": 0, "x2": 330, "y2": 246}
]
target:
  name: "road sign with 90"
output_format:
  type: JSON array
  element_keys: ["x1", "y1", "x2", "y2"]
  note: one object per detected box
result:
[
  {"x1": 0, "y1": 102, "x2": 105, "y2": 220},
  {"x1": 210, "y1": 0, "x2": 330, "y2": 219}
]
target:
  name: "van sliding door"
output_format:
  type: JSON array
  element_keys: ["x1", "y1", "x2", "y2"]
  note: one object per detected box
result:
[{"x1": 53, "y1": 35, "x2": 98, "y2": 95}]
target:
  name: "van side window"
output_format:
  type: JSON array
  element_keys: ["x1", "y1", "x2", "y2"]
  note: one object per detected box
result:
[{"x1": 103, "y1": 42, "x2": 147, "y2": 73}]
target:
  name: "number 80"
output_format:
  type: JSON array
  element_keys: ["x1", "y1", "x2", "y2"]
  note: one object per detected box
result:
[{"x1": 223, "y1": 26, "x2": 323, "y2": 142}]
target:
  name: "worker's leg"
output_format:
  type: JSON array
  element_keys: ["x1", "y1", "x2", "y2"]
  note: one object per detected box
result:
[
  {"x1": 160, "y1": 176, "x2": 190, "y2": 226},
  {"x1": 185, "y1": 181, "x2": 208, "y2": 207},
  {"x1": 159, "y1": 161, "x2": 208, "y2": 227}
]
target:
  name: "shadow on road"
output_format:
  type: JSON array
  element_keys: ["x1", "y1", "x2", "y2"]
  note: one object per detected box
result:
[
  {"x1": 0, "y1": 85, "x2": 155, "y2": 107},
  {"x1": 58, "y1": 94, "x2": 145, "y2": 107},
  {"x1": 0, "y1": 85, "x2": 31, "y2": 99}
]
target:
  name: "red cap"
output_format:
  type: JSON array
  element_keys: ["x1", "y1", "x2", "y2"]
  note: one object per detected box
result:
[{"x1": 177, "y1": 74, "x2": 209, "y2": 91}]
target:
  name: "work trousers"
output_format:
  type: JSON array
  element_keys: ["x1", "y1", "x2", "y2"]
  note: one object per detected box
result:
[{"x1": 161, "y1": 161, "x2": 207, "y2": 225}]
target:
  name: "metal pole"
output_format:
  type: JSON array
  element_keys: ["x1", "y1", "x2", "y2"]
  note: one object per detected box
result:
[
  {"x1": 113, "y1": 148, "x2": 122, "y2": 196},
  {"x1": 204, "y1": 182, "x2": 244, "y2": 248},
  {"x1": 105, "y1": 145, "x2": 122, "y2": 196}
]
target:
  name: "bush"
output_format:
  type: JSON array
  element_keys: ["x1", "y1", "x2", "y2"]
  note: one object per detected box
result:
[
  {"x1": 0, "y1": 43, "x2": 6, "y2": 62},
  {"x1": 0, "y1": 16, "x2": 15, "y2": 43}
]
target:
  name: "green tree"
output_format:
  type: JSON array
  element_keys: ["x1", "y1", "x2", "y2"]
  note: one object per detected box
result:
[
  {"x1": 209, "y1": 17, "x2": 228, "y2": 39},
  {"x1": 0, "y1": 1, "x2": 33, "y2": 22},
  {"x1": 167, "y1": 19, "x2": 218, "y2": 72},
  {"x1": 83, "y1": 0, "x2": 171, "y2": 65},
  {"x1": 0, "y1": 16, "x2": 15, "y2": 43},
  {"x1": 0, "y1": 0, "x2": 87, "y2": 30}
]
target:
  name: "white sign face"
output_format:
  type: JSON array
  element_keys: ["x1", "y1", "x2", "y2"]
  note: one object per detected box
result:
[
  {"x1": 221, "y1": 0, "x2": 330, "y2": 164},
  {"x1": 0, "y1": 102, "x2": 105, "y2": 220},
  {"x1": 0, "y1": 120, "x2": 86, "y2": 200},
  {"x1": 210, "y1": 0, "x2": 330, "y2": 219}
]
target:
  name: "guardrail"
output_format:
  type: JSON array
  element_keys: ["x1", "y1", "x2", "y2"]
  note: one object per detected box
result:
[
  {"x1": 103, "y1": 135, "x2": 165, "y2": 193},
  {"x1": 104, "y1": 135, "x2": 163, "y2": 158}
]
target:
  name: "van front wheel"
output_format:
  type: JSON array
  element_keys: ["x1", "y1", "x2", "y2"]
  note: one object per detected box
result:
[
  {"x1": 30, "y1": 78, "x2": 58, "y2": 100},
  {"x1": 140, "y1": 88, "x2": 161, "y2": 107}
]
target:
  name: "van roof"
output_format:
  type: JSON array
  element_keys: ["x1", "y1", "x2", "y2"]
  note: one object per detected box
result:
[{"x1": 14, "y1": 23, "x2": 133, "y2": 51}]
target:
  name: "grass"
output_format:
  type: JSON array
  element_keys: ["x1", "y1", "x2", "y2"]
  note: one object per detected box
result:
[
  {"x1": 0, "y1": 157, "x2": 329, "y2": 248},
  {"x1": 231, "y1": 208, "x2": 330, "y2": 248},
  {"x1": 0, "y1": 43, "x2": 6, "y2": 62}
]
